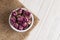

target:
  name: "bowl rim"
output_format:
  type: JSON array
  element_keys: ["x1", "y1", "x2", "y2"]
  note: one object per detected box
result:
[{"x1": 9, "y1": 8, "x2": 34, "y2": 32}]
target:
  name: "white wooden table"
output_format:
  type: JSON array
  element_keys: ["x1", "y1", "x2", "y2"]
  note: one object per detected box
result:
[{"x1": 19, "y1": 0, "x2": 60, "y2": 40}]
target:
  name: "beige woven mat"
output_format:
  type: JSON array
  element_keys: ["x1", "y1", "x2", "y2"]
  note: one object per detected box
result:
[{"x1": 0, "y1": 0, "x2": 39, "y2": 40}]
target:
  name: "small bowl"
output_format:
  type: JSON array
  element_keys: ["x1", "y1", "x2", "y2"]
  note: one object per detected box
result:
[{"x1": 9, "y1": 8, "x2": 34, "y2": 32}]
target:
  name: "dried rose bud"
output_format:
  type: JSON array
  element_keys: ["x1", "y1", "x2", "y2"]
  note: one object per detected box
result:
[
  {"x1": 17, "y1": 15, "x2": 21, "y2": 18},
  {"x1": 17, "y1": 16, "x2": 24, "y2": 22},
  {"x1": 22, "y1": 10, "x2": 26, "y2": 14},
  {"x1": 18, "y1": 25, "x2": 23, "y2": 30},
  {"x1": 28, "y1": 20, "x2": 32, "y2": 25},
  {"x1": 10, "y1": 16, "x2": 16, "y2": 23},
  {"x1": 13, "y1": 23, "x2": 18, "y2": 29},
  {"x1": 22, "y1": 22, "x2": 28, "y2": 27},
  {"x1": 18, "y1": 21, "x2": 23, "y2": 25},
  {"x1": 23, "y1": 17, "x2": 29, "y2": 22},
  {"x1": 25, "y1": 11, "x2": 31, "y2": 16},
  {"x1": 12, "y1": 12, "x2": 17, "y2": 16},
  {"x1": 17, "y1": 8, "x2": 22, "y2": 14},
  {"x1": 23, "y1": 25, "x2": 29, "y2": 30}
]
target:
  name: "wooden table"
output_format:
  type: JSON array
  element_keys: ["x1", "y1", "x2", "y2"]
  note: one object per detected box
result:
[{"x1": 20, "y1": 0, "x2": 60, "y2": 40}]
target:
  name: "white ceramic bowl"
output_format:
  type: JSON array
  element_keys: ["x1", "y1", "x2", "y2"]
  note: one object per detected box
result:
[{"x1": 9, "y1": 8, "x2": 34, "y2": 32}]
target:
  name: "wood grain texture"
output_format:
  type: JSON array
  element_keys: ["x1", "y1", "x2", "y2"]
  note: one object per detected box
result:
[
  {"x1": 0, "y1": 0, "x2": 39, "y2": 40},
  {"x1": 20, "y1": 0, "x2": 60, "y2": 40}
]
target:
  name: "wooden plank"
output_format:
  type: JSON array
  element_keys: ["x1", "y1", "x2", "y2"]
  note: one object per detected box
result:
[
  {"x1": 37, "y1": 0, "x2": 60, "y2": 40},
  {"x1": 57, "y1": 34, "x2": 60, "y2": 40},
  {"x1": 35, "y1": 0, "x2": 55, "y2": 40},
  {"x1": 21, "y1": 0, "x2": 43, "y2": 17},
  {"x1": 23, "y1": 0, "x2": 55, "y2": 40},
  {"x1": 19, "y1": 0, "x2": 60, "y2": 40}
]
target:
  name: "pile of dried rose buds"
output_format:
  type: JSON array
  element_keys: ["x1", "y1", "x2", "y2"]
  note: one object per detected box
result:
[{"x1": 10, "y1": 8, "x2": 32, "y2": 30}]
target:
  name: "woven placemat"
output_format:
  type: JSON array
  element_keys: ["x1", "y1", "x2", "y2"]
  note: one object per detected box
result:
[{"x1": 0, "y1": 0, "x2": 39, "y2": 40}]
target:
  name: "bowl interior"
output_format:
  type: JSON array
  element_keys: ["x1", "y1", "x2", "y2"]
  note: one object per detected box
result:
[{"x1": 9, "y1": 8, "x2": 34, "y2": 32}]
